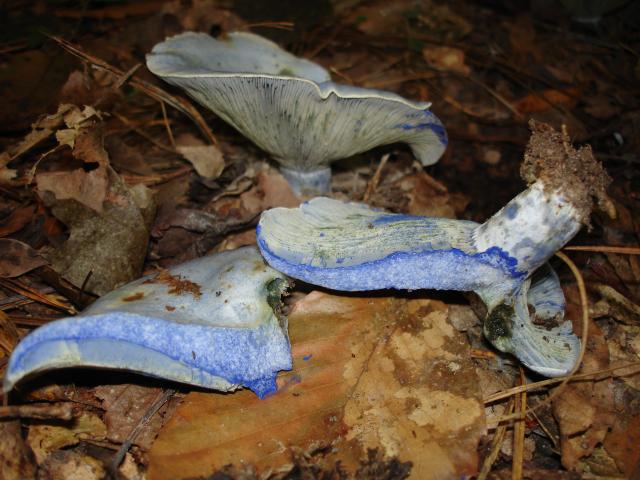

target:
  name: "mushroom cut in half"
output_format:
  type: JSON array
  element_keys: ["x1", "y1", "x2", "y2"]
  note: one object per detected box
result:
[
  {"x1": 4, "y1": 247, "x2": 291, "y2": 399},
  {"x1": 147, "y1": 31, "x2": 447, "y2": 195},
  {"x1": 257, "y1": 123, "x2": 613, "y2": 377}
]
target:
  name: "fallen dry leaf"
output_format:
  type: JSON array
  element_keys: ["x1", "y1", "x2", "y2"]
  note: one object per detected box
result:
[
  {"x1": 27, "y1": 412, "x2": 107, "y2": 464},
  {"x1": 239, "y1": 168, "x2": 301, "y2": 213},
  {"x1": 514, "y1": 88, "x2": 580, "y2": 115},
  {"x1": 1, "y1": 104, "x2": 99, "y2": 168},
  {"x1": 582, "y1": 94, "x2": 621, "y2": 119},
  {"x1": 0, "y1": 419, "x2": 37, "y2": 480},
  {"x1": 44, "y1": 169, "x2": 155, "y2": 295},
  {"x1": 0, "y1": 239, "x2": 48, "y2": 278},
  {"x1": 58, "y1": 69, "x2": 122, "y2": 110},
  {"x1": 348, "y1": 0, "x2": 416, "y2": 36},
  {"x1": 37, "y1": 126, "x2": 109, "y2": 214},
  {"x1": 580, "y1": 445, "x2": 622, "y2": 477},
  {"x1": 161, "y1": 0, "x2": 246, "y2": 32},
  {"x1": 368, "y1": 167, "x2": 467, "y2": 219},
  {"x1": 423, "y1": 46, "x2": 471, "y2": 76},
  {"x1": 95, "y1": 384, "x2": 178, "y2": 450},
  {"x1": 553, "y1": 289, "x2": 615, "y2": 471},
  {"x1": 148, "y1": 293, "x2": 485, "y2": 479},
  {"x1": 37, "y1": 450, "x2": 105, "y2": 480},
  {"x1": 118, "y1": 452, "x2": 146, "y2": 480},
  {"x1": 176, "y1": 133, "x2": 225, "y2": 180},
  {"x1": 604, "y1": 410, "x2": 640, "y2": 477},
  {"x1": 0, "y1": 205, "x2": 37, "y2": 237},
  {"x1": 1, "y1": 104, "x2": 95, "y2": 184},
  {"x1": 151, "y1": 206, "x2": 255, "y2": 261},
  {"x1": 418, "y1": 4, "x2": 472, "y2": 41},
  {"x1": 401, "y1": 171, "x2": 462, "y2": 218}
]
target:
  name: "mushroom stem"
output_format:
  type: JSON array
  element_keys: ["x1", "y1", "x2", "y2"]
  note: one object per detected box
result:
[
  {"x1": 473, "y1": 181, "x2": 582, "y2": 283},
  {"x1": 280, "y1": 166, "x2": 332, "y2": 196}
]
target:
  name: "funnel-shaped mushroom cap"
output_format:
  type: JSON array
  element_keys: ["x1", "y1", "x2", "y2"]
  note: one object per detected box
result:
[
  {"x1": 147, "y1": 32, "x2": 447, "y2": 193},
  {"x1": 4, "y1": 247, "x2": 291, "y2": 398},
  {"x1": 256, "y1": 197, "x2": 579, "y2": 376}
]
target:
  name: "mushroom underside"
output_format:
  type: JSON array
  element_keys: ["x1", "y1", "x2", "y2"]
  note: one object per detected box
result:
[{"x1": 146, "y1": 31, "x2": 447, "y2": 194}]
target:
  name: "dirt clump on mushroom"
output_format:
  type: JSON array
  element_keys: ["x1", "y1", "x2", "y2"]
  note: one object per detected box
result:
[{"x1": 520, "y1": 120, "x2": 613, "y2": 226}]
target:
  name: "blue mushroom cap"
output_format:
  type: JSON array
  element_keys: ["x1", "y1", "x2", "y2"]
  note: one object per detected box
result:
[{"x1": 4, "y1": 247, "x2": 291, "y2": 399}]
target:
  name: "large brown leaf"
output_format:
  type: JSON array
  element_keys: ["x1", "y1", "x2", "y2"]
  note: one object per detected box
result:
[{"x1": 148, "y1": 292, "x2": 485, "y2": 479}]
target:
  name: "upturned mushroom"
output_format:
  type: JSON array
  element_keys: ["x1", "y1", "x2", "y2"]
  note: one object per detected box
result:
[
  {"x1": 146, "y1": 31, "x2": 447, "y2": 195},
  {"x1": 256, "y1": 123, "x2": 612, "y2": 377},
  {"x1": 3, "y1": 247, "x2": 291, "y2": 399}
]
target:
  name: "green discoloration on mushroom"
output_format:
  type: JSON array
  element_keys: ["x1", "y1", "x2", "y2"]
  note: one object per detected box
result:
[{"x1": 484, "y1": 303, "x2": 515, "y2": 346}]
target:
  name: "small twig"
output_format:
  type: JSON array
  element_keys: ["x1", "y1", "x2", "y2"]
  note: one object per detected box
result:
[
  {"x1": 245, "y1": 21, "x2": 294, "y2": 31},
  {"x1": 412, "y1": 162, "x2": 449, "y2": 193},
  {"x1": 485, "y1": 361, "x2": 640, "y2": 405},
  {"x1": 470, "y1": 348, "x2": 497, "y2": 359},
  {"x1": 113, "y1": 63, "x2": 141, "y2": 90},
  {"x1": 0, "y1": 402, "x2": 73, "y2": 420},
  {"x1": 9, "y1": 314, "x2": 60, "y2": 327},
  {"x1": 329, "y1": 66, "x2": 354, "y2": 85},
  {"x1": 447, "y1": 128, "x2": 528, "y2": 146},
  {"x1": 0, "y1": 41, "x2": 28, "y2": 55},
  {"x1": 114, "y1": 112, "x2": 176, "y2": 154},
  {"x1": 528, "y1": 405, "x2": 559, "y2": 449},
  {"x1": 512, "y1": 369, "x2": 526, "y2": 480},
  {"x1": 120, "y1": 166, "x2": 192, "y2": 186},
  {"x1": 160, "y1": 101, "x2": 176, "y2": 148},
  {"x1": 26, "y1": 144, "x2": 64, "y2": 184},
  {"x1": 108, "y1": 388, "x2": 175, "y2": 475},
  {"x1": 47, "y1": 35, "x2": 219, "y2": 146},
  {"x1": 363, "y1": 154, "x2": 390, "y2": 202},
  {"x1": 478, "y1": 399, "x2": 514, "y2": 480},
  {"x1": 466, "y1": 74, "x2": 523, "y2": 120},
  {"x1": 0, "y1": 278, "x2": 76, "y2": 314},
  {"x1": 361, "y1": 72, "x2": 437, "y2": 89},
  {"x1": 77, "y1": 269, "x2": 93, "y2": 311},
  {"x1": 564, "y1": 245, "x2": 640, "y2": 255},
  {"x1": 306, "y1": 23, "x2": 343, "y2": 59},
  {"x1": 0, "y1": 288, "x2": 56, "y2": 310}
]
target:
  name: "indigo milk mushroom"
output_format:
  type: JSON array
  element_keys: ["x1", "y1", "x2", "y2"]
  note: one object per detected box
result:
[
  {"x1": 257, "y1": 123, "x2": 612, "y2": 377},
  {"x1": 3, "y1": 247, "x2": 291, "y2": 399},
  {"x1": 146, "y1": 31, "x2": 447, "y2": 195}
]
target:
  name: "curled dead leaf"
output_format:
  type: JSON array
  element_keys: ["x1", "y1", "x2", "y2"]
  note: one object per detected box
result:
[
  {"x1": 423, "y1": 46, "x2": 471, "y2": 76},
  {"x1": 0, "y1": 239, "x2": 48, "y2": 278},
  {"x1": 176, "y1": 133, "x2": 225, "y2": 180}
]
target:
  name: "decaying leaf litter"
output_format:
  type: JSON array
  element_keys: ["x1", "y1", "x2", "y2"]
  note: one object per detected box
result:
[{"x1": 1, "y1": 1, "x2": 639, "y2": 479}]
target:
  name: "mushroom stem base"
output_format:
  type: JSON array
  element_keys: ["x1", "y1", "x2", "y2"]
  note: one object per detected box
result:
[{"x1": 280, "y1": 166, "x2": 331, "y2": 196}]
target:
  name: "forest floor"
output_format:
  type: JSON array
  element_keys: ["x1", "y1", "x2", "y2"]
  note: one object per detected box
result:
[{"x1": 0, "y1": 1, "x2": 639, "y2": 479}]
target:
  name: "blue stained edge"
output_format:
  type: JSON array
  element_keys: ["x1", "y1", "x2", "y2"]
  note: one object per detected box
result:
[
  {"x1": 6, "y1": 312, "x2": 292, "y2": 399},
  {"x1": 394, "y1": 110, "x2": 448, "y2": 146},
  {"x1": 256, "y1": 224, "x2": 525, "y2": 292}
]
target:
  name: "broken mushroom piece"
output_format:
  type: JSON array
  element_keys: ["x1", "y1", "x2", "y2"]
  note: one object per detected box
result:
[
  {"x1": 257, "y1": 195, "x2": 578, "y2": 376},
  {"x1": 257, "y1": 123, "x2": 611, "y2": 376},
  {"x1": 146, "y1": 31, "x2": 447, "y2": 195},
  {"x1": 3, "y1": 247, "x2": 291, "y2": 399}
]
